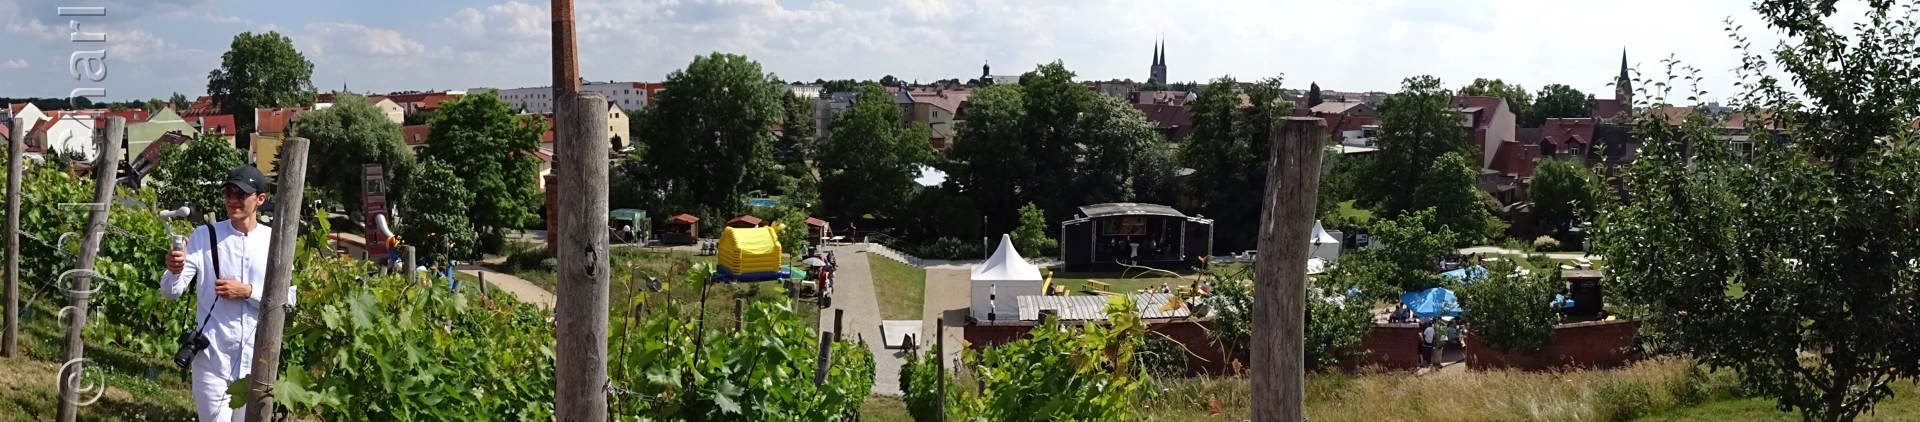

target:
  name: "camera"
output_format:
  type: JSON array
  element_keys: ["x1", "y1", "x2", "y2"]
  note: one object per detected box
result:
[{"x1": 173, "y1": 328, "x2": 209, "y2": 369}]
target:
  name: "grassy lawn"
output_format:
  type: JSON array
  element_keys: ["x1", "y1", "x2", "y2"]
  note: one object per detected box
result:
[
  {"x1": 3, "y1": 302, "x2": 196, "y2": 421},
  {"x1": 1139, "y1": 357, "x2": 1919, "y2": 421},
  {"x1": 860, "y1": 395, "x2": 912, "y2": 421},
  {"x1": 869, "y1": 256, "x2": 927, "y2": 320},
  {"x1": 1337, "y1": 200, "x2": 1374, "y2": 224}
]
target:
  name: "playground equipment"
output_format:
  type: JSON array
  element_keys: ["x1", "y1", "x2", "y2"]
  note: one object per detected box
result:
[{"x1": 712, "y1": 226, "x2": 789, "y2": 282}]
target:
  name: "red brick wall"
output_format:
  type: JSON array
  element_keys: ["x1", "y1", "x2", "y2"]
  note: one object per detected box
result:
[
  {"x1": 1465, "y1": 319, "x2": 1640, "y2": 370},
  {"x1": 1352, "y1": 324, "x2": 1424, "y2": 371}
]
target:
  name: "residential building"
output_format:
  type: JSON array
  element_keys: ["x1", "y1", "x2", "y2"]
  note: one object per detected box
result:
[
  {"x1": 31, "y1": 111, "x2": 99, "y2": 160},
  {"x1": 905, "y1": 88, "x2": 969, "y2": 150},
  {"x1": 787, "y1": 84, "x2": 825, "y2": 100},
  {"x1": 1132, "y1": 103, "x2": 1193, "y2": 141},
  {"x1": 250, "y1": 107, "x2": 306, "y2": 175},
  {"x1": 8, "y1": 103, "x2": 47, "y2": 125},
  {"x1": 1306, "y1": 101, "x2": 1380, "y2": 145},
  {"x1": 475, "y1": 81, "x2": 655, "y2": 114},
  {"x1": 122, "y1": 107, "x2": 196, "y2": 163},
  {"x1": 1127, "y1": 91, "x2": 1196, "y2": 106},
  {"x1": 185, "y1": 114, "x2": 238, "y2": 137},
  {"x1": 608, "y1": 102, "x2": 632, "y2": 152},
  {"x1": 364, "y1": 97, "x2": 405, "y2": 124},
  {"x1": 184, "y1": 96, "x2": 222, "y2": 116},
  {"x1": 1454, "y1": 95, "x2": 1518, "y2": 169},
  {"x1": 401, "y1": 124, "x2": 430, "y2": 154},
  {"x1": 1538, "y1": 117, "x2": 1599, "y2": 162}
]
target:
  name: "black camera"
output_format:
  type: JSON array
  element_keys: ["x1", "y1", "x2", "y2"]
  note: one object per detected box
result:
[{"x1": 173, "y1": 328, "x2": 210, "y2": 369}]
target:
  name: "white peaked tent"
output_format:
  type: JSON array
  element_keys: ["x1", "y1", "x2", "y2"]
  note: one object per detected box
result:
[
  {"x1": 1309, "y1": 220, "x2": 1343, "y2": 262},
  {"x1": 971, "y1": 234, "x2": 1045, "y2": 322}
]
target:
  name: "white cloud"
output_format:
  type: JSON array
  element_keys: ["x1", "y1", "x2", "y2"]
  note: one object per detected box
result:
[
  {"x1": 302, "y1": 23, "x2": 426, "y2": 57},
  {"x1": 3, "y1": 59, "x2": 28, "y2": 69}
]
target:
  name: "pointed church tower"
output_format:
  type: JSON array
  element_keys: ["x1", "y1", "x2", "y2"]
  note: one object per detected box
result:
[
  {"x1": 1615, "y1": 49, "x2": 1632, "y2": 106},
  {"x1": 1149, "y1": 39, "x2": 1168, "y2": 88}
]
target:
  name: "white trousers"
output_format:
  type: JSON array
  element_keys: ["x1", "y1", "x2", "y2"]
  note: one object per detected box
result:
[{"x1": 190, "y1": 357, "x2": 246, "y2": 422}]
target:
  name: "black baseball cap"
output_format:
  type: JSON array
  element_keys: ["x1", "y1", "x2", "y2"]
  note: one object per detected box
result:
[{"x1": 225, "y1": 165, "x2": 268, "y2": 194}]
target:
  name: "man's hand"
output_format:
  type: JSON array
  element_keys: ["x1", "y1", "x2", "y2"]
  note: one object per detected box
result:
[
  {"x1": 214, "y1": 278, "x2": 252, "y2": 300},
  {"x1": 166, "y1": 250, "x2": 187, "y2": 274}
]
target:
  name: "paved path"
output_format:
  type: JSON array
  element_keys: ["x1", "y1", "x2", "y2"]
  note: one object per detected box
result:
[
  {"x1": 816, "y1": 245, "x2": 905, "y2": 395},
  {"x1": 922, "y1": 268, "x2": 971, "y2": 370},
  {"x1": 1457, "y1": 246, "x2": 1603, "y2": 261},
  {"x1": 457, "y1": 266, "x2": 555, "y2": 309}
]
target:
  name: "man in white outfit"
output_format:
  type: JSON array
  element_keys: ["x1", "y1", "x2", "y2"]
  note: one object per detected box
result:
[{"x1": 160, "y1": 165, "x2": 295, "y2": 422}]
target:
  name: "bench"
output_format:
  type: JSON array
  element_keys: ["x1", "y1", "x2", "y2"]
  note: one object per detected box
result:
[
  {"x1": 1091, "y1": 289, "x2": 1120, "y2": 296},
  {"x1": 1085, "y1": 280, "x2": 1112, "y2": 289}
]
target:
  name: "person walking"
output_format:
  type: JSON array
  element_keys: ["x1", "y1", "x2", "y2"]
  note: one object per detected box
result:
[{"x1": 159, "y1": 165, "x2": 297, "y2": 422}]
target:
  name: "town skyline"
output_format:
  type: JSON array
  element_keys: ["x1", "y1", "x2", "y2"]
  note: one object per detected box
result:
[{"x1": 2, "y1": 0, "x2": 1854, "y2": 102}]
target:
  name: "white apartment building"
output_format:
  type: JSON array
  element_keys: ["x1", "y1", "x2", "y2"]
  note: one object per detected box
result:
[{"x1": 473, "y1": 81, "x2": 655, "y2": 114}]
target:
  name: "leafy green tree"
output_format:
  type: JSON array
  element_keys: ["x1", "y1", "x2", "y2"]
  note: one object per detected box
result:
[
  {"x1": 1073, "y1": 94, "x2": 1176, "y2": 205},
  {"x1": 1181, "y1": 76, "x2": 1291, "y2": 251},
  {"x1": 1461, "y1": 78, "x2": 1533, "y2": 128},
  {"x1": 1307, "y1": 82, "x2": 1323, "y2": 107},
  {"x1": 1010, "y1": 202, "x2": 1055, "y2": 258},
  {"x1": 420, "y1": 91, "x2": 543, "y2": 252},
  {"x1": 207, "y1": 31, "x2": 315, "y2": 145},
  {"x1": 1344, "y1": 209, "x2": 1457, "y2": 292},
  {"x1": 152, "y1": 132, "x2": 246, "y2": 216},
  {"x1": 637, "y1": 53, "x2": 784, "y2": 221},
  {"x1": 290, "y1": 93, "x2": 414, "y2": 219},
  {"x1": 774, "y1": 92, "x2": 819, "y2": 200},
  {"x1": 899, "y1": 345, "x2": 964, "y2": 421},
  {"x1": 1528, "y1": 158, "x2": 1607, "y2": 236},
  {"x1": 1413, "y1": 152, "x2": 1496, "y2": 242},
  {"x1": 1203, "y1": 268, "x2": 1374, "y2": 369},
  {"x1": 1365, "y1": 76, "x2": 1473, "y2": 222},
  {"x1": 1530, "y1": 84, "x2": 1593, "y2": 126},
  {"x1": 1456, "y1": 262, "x2": 1561, "y2": 354},
  {"x1": 879, "y1": 74, "x2": 900, "y2": 87},
  {"x1": 1014, "y1": 62, "x2": 1096, "y2": 221},
  {"x1": 941, "y1": 84, "x2": 1028, "y2": 237},
  {"x1": 143, "y1": 98, "x2": 165, "y2": 112},
  {"x1": 398, "y1": 159, "x2": 477, "y2": 261},
  {"x1": 818, "y1": 84, "x2": 933, "y2": 222},
  {"x1": 1597, "y1": 2, "x2": 1920, "y2": 419},
  {"x1": 168, "y1": 92, "x2": 190, "y2": 111}
]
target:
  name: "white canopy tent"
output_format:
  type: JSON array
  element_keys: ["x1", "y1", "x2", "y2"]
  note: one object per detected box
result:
[
  {"x1": 971, "y1": 234, "x2": 1045, "y2": 322},
  {"x1": 1309, "y1": 219, "x2": 1343, "y2": 262}
]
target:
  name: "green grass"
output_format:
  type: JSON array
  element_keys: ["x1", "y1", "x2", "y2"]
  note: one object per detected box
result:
[
  {"x1": 1337, "y1": 200, "x2": 1374, "y2": 224},
  {"x1": 3, "y1": 301, "x2": 197, "y2": 421},
  {"x1": 860, "y1": 395, "x2": 912, "y2": 421},
  {"x1": 869, "y1": 256, "x2": 927, "y2": 320},
  {"x1": 1634, "y1": 380, "x2": 1920, "y2": 421}
]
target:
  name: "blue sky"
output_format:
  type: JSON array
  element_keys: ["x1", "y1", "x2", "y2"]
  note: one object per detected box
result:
[{"x1": 2, "y1": 0, "x2": 1839, "y2": 104}]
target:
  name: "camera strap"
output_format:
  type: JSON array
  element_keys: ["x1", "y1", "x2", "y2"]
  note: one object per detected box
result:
[{"x1": 194, "y1": 223, "x2": 224, "y2": 333}]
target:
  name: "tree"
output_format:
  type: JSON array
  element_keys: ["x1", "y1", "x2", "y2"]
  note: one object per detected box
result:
[
  {"x1": 637, "y1": 53, "x2": 784, "y2": 221},
  {"x1": 1596, "y1": 2, "x2": 1920, "y2": 419},
  {"x1": 879, "y1": 74, "x2": 900, "y2": 88},
  {"x1": 1364, "y1": 76, "x2": 1471, "y2": 221},
  {"x1": 1461, "y1": 78, "x2": 1533, "y2": 128},
  {"x1": 151, "y1": 132, "x2": 246, "y2": 217},
  {"x1": 1413, "y1": 152, "x2": 1495, "y2": 242},
  {"x1": 1455, "y1": 262, "x2": 1561, "y2": 354},
  {"x1": 168, "y1": 92, "x2": 190, "y2": 111},
  {"x1": 207, "y1": 31, "x2": 314, "y2": 146},
  {"x1": 419, "y1": 91, "x2": 543, "y2": 252},
  {"x1": 1307, "y1": 82, "x2": 1323, "y2": 107},
  {"x1": 1204, "y1": 268, "x2": 1374, "y2": 369},
  {"x1": 143, "y1": 98, "x2": 164, "y2": 112},
  {"x1": 942, "y1": 84, "x2": 1028, "y2": 238},
  {"x1": 773, "y1": 92, "x2": 819, "y2": 201},
  {"x1": 1013, "y1": 62, "x2": 1096, "y2": 222},
  {"x1": 1530, "y1": 84, "x2": 1593, "y2": 127},
  {"x1": 1072, "y1": 94, "x2": 1175, "y2": 205},
  {"x1": 1343, "y1": 209, "x2": 1457, "y2": 292},
  {"x1": 399, "y1": 160, "x2": 477, "y2": 262},
  {"x1": 1181, "y1": 76, "x2": 1292, "y2": 251},
  {"x1": 290, "y1": 93, "x2": 413, "y2": 220},
  {"x1": 1527, "y1": 158, "x2": 1606, "y2": 236},
  {"x1": 1009, "y1": 202, "x2": 1055, "y2": 258},
  {"x1": 817, "y1": 84, "x2": 933, "y2": 222}
]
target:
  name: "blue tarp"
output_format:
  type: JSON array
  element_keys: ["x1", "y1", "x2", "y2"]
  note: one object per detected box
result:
[
  {"x1": 713, "y1": 264, "x2": 792, "y2": 282},
  {"x1": 1441, "y1": 266, "x2": 1489, "y2": 283},
  {"x1": 1400, "y1": 287, "x2": 1461, "y2": 317}
]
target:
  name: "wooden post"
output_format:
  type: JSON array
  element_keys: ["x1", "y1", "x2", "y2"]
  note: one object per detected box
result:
[
  {"x1": 935, "y1": 317, "x2": 946, "y2": 422},
  {"x1": 404, "y1": 245, "x2": 417, "y2": 285},
  {"x1": 833, "y1": 308, "x2": 844, "y2": 342},
  {"x1": 813, "y1": 332, "x2": 832, "y2": 385},
  {"x1": 3, "y1": 117, "x2": 24, "y2": 358},
  {"x1": 554, "y1": 91, "x2": 611, "y2": 421},
  {"x1": 1251, "y1": 117, "x2": 1324, "y2": 422},
  {"x1": 733, "y1": 298, "x2": 744, "y2": 332},
  {"x1": 57, "y1": 116, "x2": 122, "y2": 422},
  {"x1": 245, "y1": 137, "x2": 310, "y2": 421}
]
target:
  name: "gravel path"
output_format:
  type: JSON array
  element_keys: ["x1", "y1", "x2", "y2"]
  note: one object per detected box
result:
[{"x1": 816, "y1": 245, "x2": 906, "y2": 395}]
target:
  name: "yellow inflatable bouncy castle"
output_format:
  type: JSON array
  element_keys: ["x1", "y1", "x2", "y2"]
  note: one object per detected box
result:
[{"x1": 715, "y1": 226, "x2": 790, "y2": 281}]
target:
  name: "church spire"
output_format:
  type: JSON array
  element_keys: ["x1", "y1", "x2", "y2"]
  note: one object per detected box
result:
[{"x1": 1616, "y1": 48, "x2": 1633, "y2": 103}]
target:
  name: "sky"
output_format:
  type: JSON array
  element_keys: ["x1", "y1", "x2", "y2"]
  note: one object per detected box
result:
[{"x1": 0, "y1": 0, "x2": 1859, "y2": 104}]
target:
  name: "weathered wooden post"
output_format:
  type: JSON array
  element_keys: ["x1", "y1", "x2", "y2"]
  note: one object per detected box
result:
[
  {"x1": 1252, "y1": 117, "x2": 1324, "y2": 422},
  {"x1": 813, "y1": 332, "x2": 832, "y2": 385},
  {"x1": 733, "y1": 298, "x2": 745, "y2": 332},
  {"x1": 935, "y1": 317, "x2": 946, "y2": 422},
  {"x1": 404, "y1": 245, "x2": 417, "y2": 285},
  {"x1": 554, "y1": 90, "x2": 611, "y2": 420},
  {"x1": 4, "y1": 117, "x2": 24, "y2": 358},
  {"x1": 833, "y1": 308, "x2": 844, "y2": 342},
  {"x1": 245, "y1": 137, "x2": 310, "y2": 421},
  {"x1": 57, "y1": 116, "x2": 123, "y2": 422}
]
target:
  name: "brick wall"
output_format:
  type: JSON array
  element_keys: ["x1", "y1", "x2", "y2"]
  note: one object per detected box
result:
[
  {"x1": 1352, "y1": 324, "x2": 1424, "y2": 371},
  {"x1": 1465, "y1": 319, "x2": 1640, "y2": 370}
]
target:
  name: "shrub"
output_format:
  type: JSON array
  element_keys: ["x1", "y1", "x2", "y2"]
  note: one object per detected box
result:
[
  {"x1": 926, "y1": 297, "x2": 1151, "y2": 421},
  {"x1": 1532, "y1": 235, "x2": 1562, "y2": 252},
  {"x1": 1140, "y1": 333, "x2": 1191, "y2": 378},
  {"x1": 1202, "y1": 268, "x2": 1374, "y2": 370},
  {"x1": 1456, "y1": 262, "x2": 1562, "y2": 355},
  {"x1": 1592, "y1": 380, "x2": 1654, "y2": 421},
  {"x1": 900, "y1": 346, "x2": 962, "y2": 421}
]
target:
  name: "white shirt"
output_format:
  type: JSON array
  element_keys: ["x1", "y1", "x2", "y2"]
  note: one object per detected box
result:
[{"x1": 159, "y1": 219, "x2": 296, "y2": 381}]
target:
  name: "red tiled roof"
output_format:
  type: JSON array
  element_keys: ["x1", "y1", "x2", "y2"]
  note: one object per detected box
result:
[
  {"x1": 804, "y1": 216, "x2": 828, "y2": 228},
  {"x1": 669, "y1": 213, "x2": 700, "y2": 224},
  {"x1": 1591, "y1": 99, "x2": 1626, "y2": 120},
  {"x1": 728, "y1": 215, "x2": 763, "y2": 227},
  {"x1": 907, "y1": 88, "x2": 971, "y2": 115},
  {"x1": 1453, "y1": 96, "x2": 1508, "y2": 128},
  {"x1": 254, "y1": 107, "x2": 306, "y2": 135},
  {"x1": 188, "y1": 114, "x2": 237, "y2": 136},
  {"x1": 1131, "y1": 103, "x2": 1193, "y2": 141},
  {"x1": 186, "y1": 96, "x2": 221, "y2": 116},
  {"x1": 402, "y1": 124, "x2": 430, "y2": 146},
  {"x1": 1539, "y1": 118, "x2": 1597, "y2": 151},
  {"x1": 7, "y1": 103, "x2": 25, "y2": 116}
]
